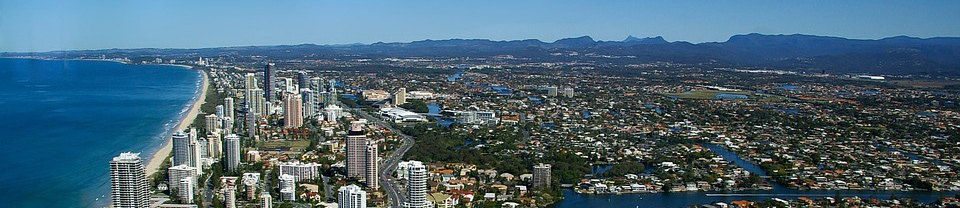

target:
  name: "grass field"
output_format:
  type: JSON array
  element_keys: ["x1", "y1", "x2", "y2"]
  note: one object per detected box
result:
[
  {"x1": 259, "y1": 140, "x2": 311, "y2": 151},
  {"x1": 889, "y1": 79, "x2": 960, "y2": 88}
]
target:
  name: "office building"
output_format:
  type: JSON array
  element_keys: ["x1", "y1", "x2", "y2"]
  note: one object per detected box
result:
[
  {"x1": 403, "y1": 161, "x2": 429, "y2": 208},
  {"x1": 110, "y1": 152, "x2": 150, "y2": 208},
  {"x1": 284, "y1": 93, "x2": 303, "y2": 128},
  {"x1": 225, "y1": 134, "x2": 241, "y2": 172},
  {"x1": 533, "y1": 163, "x2": 552, "y2": 189},
  {"x1": 337, "y1": 184, "x2": 367, "y2": 208}
]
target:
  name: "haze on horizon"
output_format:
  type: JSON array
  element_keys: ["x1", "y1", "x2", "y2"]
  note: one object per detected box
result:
[{"x1": 2, "y1": 0, "x2": 959, "y2": 52}]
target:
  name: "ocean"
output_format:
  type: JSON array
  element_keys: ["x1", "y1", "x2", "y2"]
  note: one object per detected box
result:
[{"x1": 0, "y1": 58, "x2": 201, "y2": 208}]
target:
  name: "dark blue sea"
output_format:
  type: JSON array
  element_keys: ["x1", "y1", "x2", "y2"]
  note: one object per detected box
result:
[{"x1": 0, "y1": 58, "x2": 201, "y2": 208}]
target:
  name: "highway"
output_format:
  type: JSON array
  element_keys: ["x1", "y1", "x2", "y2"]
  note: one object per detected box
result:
[{"x1": 351, "y1": 108, "x2": 414, "y2": 208}]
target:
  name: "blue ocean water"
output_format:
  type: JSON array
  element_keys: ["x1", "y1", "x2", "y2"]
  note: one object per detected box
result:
[{"x1": 0, "y1": 58, "x2": 201, "y2": 208}]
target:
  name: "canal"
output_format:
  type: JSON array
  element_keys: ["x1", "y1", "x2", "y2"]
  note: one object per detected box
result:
[{"x1": 548, "y1": 144, "x2": 957, "y2": 208}]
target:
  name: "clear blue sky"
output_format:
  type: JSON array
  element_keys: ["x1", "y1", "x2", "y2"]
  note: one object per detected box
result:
[{"x1": 2, "y1": 0, "x2": 959, "y2": 52}]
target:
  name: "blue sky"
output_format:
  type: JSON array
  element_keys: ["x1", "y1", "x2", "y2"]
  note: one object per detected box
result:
[{"x1": 2, "y1": 0, "x2": 959, "y2": 52}]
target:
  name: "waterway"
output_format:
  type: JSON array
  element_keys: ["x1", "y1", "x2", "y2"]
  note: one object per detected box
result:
[{"x1": 548, "y1": 144, "x2": 958, "y2": 208}]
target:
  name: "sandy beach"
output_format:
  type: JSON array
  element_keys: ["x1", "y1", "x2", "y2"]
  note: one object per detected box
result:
[{"x1": 144, "y1": 67, "x2": 208, "y2": 176}]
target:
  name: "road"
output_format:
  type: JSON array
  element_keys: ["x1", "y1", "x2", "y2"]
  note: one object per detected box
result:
[{"x1": 351, "y1": 108, "x2": 414, "y2": 208}]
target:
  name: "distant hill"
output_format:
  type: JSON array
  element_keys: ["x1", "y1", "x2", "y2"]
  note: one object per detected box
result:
[{"x1": 5, "y1": 33, "x2": 960, "y2": 75}]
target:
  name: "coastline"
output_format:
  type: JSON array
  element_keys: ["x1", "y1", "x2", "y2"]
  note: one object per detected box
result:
[{"x1": 144, "y1": 66, "x2": 208, "y2": 176}]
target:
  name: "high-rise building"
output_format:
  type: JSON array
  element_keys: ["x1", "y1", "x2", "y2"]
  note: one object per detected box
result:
[
  {"x1": 168, "y1": 164, "x2": 197, "y2": 194},
  {"x1": 403, "y1": 161, "x2": 429, "y2": 208},
  {"x1": 279, "y1": 174, "x2": 296, "y2": 201},
  {"x1": 225, "y1": 186, "x2": 237, "y2": 208},
  {"x1": 309, "y1": 77, "x2": 322, "y2": 92},
  {"x1": 225, "y1": 134, "x2": 241, "y2": 172},
  {"x1": 216, "y1": 105, "x2": 225, "y2": 118},
  {"x1": 208, "y1": 134, "x2": 222, "y2": 159},
  {"x1": 301, "y1": 89, "x2": 317, "y2": 119},
  {"x1": 246, "y1": 88, "x2": 266, "y2": 116},
  {"x1": 245, "y1": 73, "x2": 258, "y2": 91},
  {"x1": 263, "y1": 63, "x2": 276, "y2": 102},
  {"x1": 365, "y1": 140, "x2": 378, "y2": 189},
  {"x1": 297, "y1": 71, "x2": 309, "y2": 89},
  {"x1": 533, "y1": 163, "x2": 552, "y2": 189},
  {"x1": 224, "y1": 97, "x2": 235, "y2": 122},
  {"x1": 394, "y1": 88, "x2": 407, "y2": 105},
  {"x1": 337, "y1": 184, "x2": 367, "y2": 208},
  {"x1": 220, "y1": 117, "x2": 234, "y2": 135},
  {"x1": 110, "y1": 152, "x2": 149, "y2": 208},
  {"x1": 172, "y1": 130, "x2": 191, "y2": 166},
  {"x1": 345, "y1": 121, "x2": 378, "y2": 188},
  {"x1": 246, "y1": 110, "x2": 258, "y2": 137},
  {"x1": 283, "y1": 93, "x2": 303, "y2": 128},
  {"x1": 547, "y1": 86, "x2": 559, "y2": 96},
  {"x1": 177, "y1": 177, "x2": 195, "y2": 202},
  {"x1": 279, "y1": 161, "x2": 321, "y2": 182},
  {"x1": 259, "y1": 191, "x2": 273, "y2": 208},
  {"x1": 205, "y1": 114, "x2": 220, "y2": 133}
]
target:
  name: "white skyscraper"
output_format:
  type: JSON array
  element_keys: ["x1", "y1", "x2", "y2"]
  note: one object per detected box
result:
[
  {"x1": 225, "y1": 134, "x2": 241, "y2": 172},
  {"x1": 279, "y1": 174, "x2": 296, "y2": 201},
  {"x1": 168, "y1": 164, "x2": 198, "y2": 193},
  {"x1": 259, "y1": 191, "x2": 273, "y2": 208},
  {"x1": 284, "y1": 93, "x2": 303, "y2": 128},
  {"x1": 110, "y1": 152, "x2": 149, "y2": 208},
  {"x1": 246, "y1": 88, "x2": 266, "y2": 116},
  {"x1": 224, "y1": 97, "x2": 235, "y2": 121},
  {"x1": 205, "y1": 114, "x2": 220, "y2": 133},
  {"x1": 225, "y1": 186, "x2": 237, "y2": 208},
  {"x1": 177, "y1": 177, "x2": 195, "y2": 202},
  {"x1": 366, "y1": 140, "x2": 378, "y2": 189},
  {"x1": 404, "y1": 161, "x2": 429, "y2": 208},
  {"x1": 337, "y1": 184, "x2": 367, "y2": 208},
  {"x1": 220, "y1": 116, "x2": 234, "y2": 135},
  {"x1": 172, "y1": 130, "x2": 191, "y2": 166}
]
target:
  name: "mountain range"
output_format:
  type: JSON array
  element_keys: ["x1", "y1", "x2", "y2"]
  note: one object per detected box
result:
[{"x1": 5, "y1": 33, "x2": 960, "y2": 75}]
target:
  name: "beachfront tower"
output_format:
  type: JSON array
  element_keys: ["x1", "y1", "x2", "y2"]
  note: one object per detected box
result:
[
  {"x1": 110, "y1": 152, "x2": 149, "y2": 208},
  {"x1": 171, "y1": 131, "x2": 191, "y2": 167},
  {"x1": 225, "y1": 134, "x2": 241, "y2": 172},
  {"x1": 403, "y1": 161, "x2": 429, "y2": 208},
  {"x1": 337, "y1": 184, "x2": 367, "y2": 208}
]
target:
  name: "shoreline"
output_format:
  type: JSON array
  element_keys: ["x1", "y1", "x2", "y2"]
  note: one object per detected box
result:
[{"x1": 144, "y1": 66, "x2": 208, "y2": 176}]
